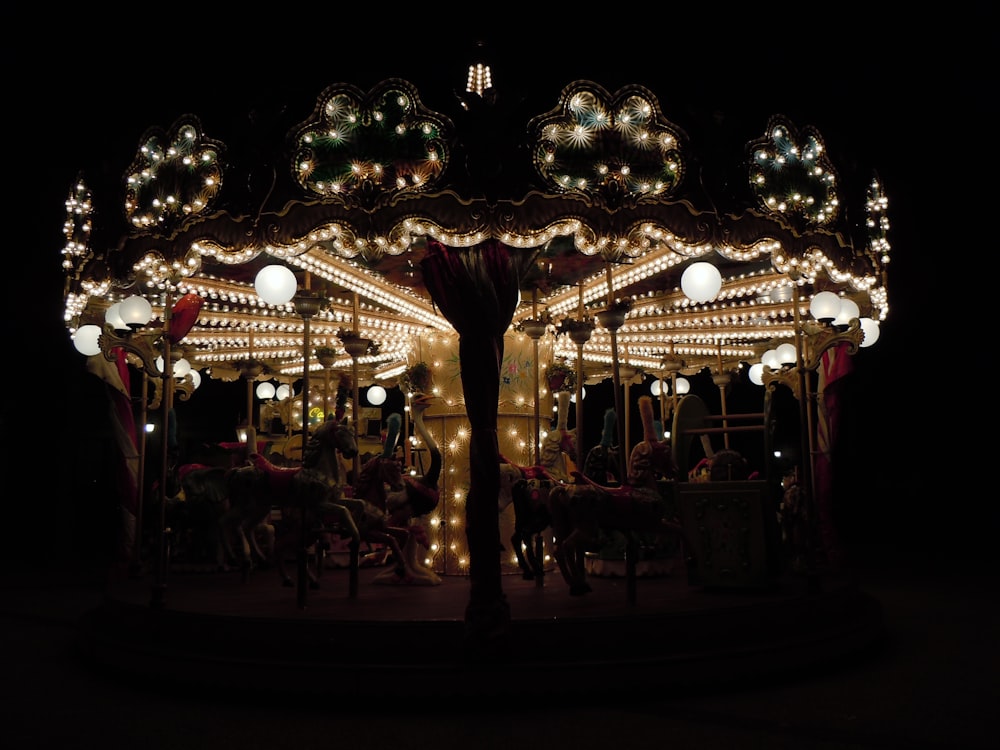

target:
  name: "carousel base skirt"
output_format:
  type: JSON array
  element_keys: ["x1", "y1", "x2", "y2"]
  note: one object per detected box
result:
[{"x1": 77, "y1": 562, "x2": 884, "y2": 700}]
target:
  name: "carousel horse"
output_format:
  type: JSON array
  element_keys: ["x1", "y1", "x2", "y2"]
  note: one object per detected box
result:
[
  {"x1": 582, "y1": 407, "x2": 622, "y2": 485},
  {"x1": 271, "y1": 413, "x2": 442, "y2": 590},
  {"x1": 359, "y1": 399, "x2": 442, "y2": 585},
  {"x1": 547, "y1": 395, "x2": 689, "y2": 595},
  {"x1": 172, "y1": 419, "x2": 359, "y2": 578},
  {"x1": 498, "y1": 390, "x2": 577, "y2": 580},
  {"x1": 230, "y1": 419, "x2": 359, "y2": 580}
]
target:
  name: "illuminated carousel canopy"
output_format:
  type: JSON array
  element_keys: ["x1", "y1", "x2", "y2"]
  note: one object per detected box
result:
[{"x1": 61, "y1": 67, "x2": 890, "y2": 388}]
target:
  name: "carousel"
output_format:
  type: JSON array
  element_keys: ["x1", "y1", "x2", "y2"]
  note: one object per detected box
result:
[{"x1": 63, "y1": 53, "x2": 890, "y2": 683}]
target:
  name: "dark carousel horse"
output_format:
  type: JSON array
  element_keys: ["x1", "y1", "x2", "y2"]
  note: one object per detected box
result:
[
  {"x1": 582, "y1": 407, "x2": 623, "y2": 485},
  {"x1": 498, "y1": 390, "x2": 577, "y2": 580},
  {"x1": 172, "y1": 419, "x2": 359, "y2": 579},
  {"x1": 547, "y1": 395, "x2": 689, "y2": 596}
]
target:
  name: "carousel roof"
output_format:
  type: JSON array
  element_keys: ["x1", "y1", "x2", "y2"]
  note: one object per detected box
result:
[{"x1": 61, "y1": 61, "x2": 890, "y2": 393}]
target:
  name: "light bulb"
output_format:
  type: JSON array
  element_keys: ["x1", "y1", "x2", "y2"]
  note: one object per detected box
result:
[
  {"x1": 73, "y1": 324, "x2": 103, "y2": 356},
  {"x1": 255, "y1": 265, "x2": 298, "y2": 305},
  {"x1": 681, "y1": 262, "x2": 722, "y2": 303}
]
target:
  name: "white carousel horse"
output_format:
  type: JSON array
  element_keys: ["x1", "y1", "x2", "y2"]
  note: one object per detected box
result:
[{"x1": 370, "y1": 397, "x2": 442, "y2": 585}]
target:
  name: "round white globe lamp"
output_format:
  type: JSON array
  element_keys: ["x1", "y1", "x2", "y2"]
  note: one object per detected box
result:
[
  {"x1": 570, "y1": 386, "x2": 586, "y2": 403},
  {"x1": 675, "y1": 377, "x2": 690, "y2": 395},
  {"x1": 275, "y1": 384, "x2": 292, "y2": 401},
  {"x1": 680, "y1": 262, "x2": 722, "y2": 303},
  {"x1": 775, "y1": 342, "x2": 797, "y2": 366},
  {"x1": 105, "y1": 302, "x2": 127, "y2": 331},
  {"x1": 761, "y1": 348, "x2": 782, "y2": 370},
  {"x1": 650, "y1": 378, "x2": 663, "y2": 397},
  {"x1": 173, "y1": 357, "x2": 192, "y2": 378},
  {"x1": 73, "y1": 324, "x2": 103, "y2": 356},
  {"x1": 256, "y1": 382, "x2": 276, "y2": 400},
  {"x1": 859, "y1": 318, "x2": 881, "y2": 348},
  {"x1": 119, "y1": 295, "x2": 153, "y2": 328},
  {"x1": 190, "y1": 370, "x2": 202, "y2": 389},
  {"x1": 255, "y1": 265, "x2": 298, "y2": 305},
  {"x1": 834, "y1": 297, "x2": 860, "y2": 327},
  {"x1": 748, "y1": 362, "x2": 765, "y2": 386},
  {"x1": 367, "y1": 384, "x2": 387, "y2": 406},
  {"x1": 809, "y1": 291, "x2": 841, "y2": 322}
]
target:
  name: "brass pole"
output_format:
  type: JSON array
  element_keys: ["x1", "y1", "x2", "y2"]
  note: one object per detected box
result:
[
  {"x1": 791, "y1": 285, "x2": 817, "y2": 573},
  {"x1": 717, "y1": 343, "x2": 730, "y2": 450},
  {"x1": 151, "y1": 289, "x2": 173, "y2": 609},
  {"x1": 298, "y1": 310, "x2": 312, "y2": 609},
  {"x1": 131, "y1": 373, "x2": 149, "y2": 576},
  {"x1": 323, "y1": 363, "x2": 330, "y2": 421},
  {"x1": 606, "y1": 264, "x2": 626, "y2": 481},
  {"x1": 247, "y1": 328, "x2": 254, "y2": 429},
  {"x1": 294, "y1": 273, "x2": 323, "y2": 610},
  {"x1": 532, "y1": 290, "x2": 540, "y2": 466},
  {"x1": 575, "y1": 283, "x2": 586, "y2": 471},
  {"x1": 351, "y1": 292, "x2": 362, "y2": 481}
]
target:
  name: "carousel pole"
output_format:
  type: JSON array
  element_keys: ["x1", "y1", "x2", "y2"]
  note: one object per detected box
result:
[
  {"x1": 292, "y1": 273, "x2": 324, "y2": 610},
  {"x1": 791, "y1": 283, "x2": 820, "y2": 578},
  {"x1": 347, "y1": 293, "x2": 365, "y2": 483},
  {"x1": 521, "y1": 289, "x2": 548, "y2": 466},
  {"x1": 130, "y1": 373, "x2": 149, "y2": 577},
  {"x1": 599, "y1": 263, "x2": 634, "y2": 588},
  {"x1": 151, "y1": 289, "x2": 174, "y2": 609},
  {"x1": 713, "y1": 342, "x2": 731, "y2": 450},
  {"x1": 572, "y1": 284, "x2": 588, "y2": 471},
  {"x1": 601, "y1": 264, "x2": 627, "y2": 482}
]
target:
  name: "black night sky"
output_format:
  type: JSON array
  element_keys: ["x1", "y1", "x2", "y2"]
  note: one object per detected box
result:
[{"x1": 4, "y1": 16, "x2": 988, "y2": 564}]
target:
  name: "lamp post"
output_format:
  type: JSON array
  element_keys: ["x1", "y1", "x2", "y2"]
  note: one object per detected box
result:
[
  {"x1": 759, "y1": 284, "x2": 866, "y2": 575},
  {"x1": 596, "y1": 296, "x2": 630, "y2": 482},
  {"x1": 239, "y1": 328, "x2": 264, "y2": 445},
  {"x1": 340, "y1": 292, "x2": 371, "y2": 483},
  {"x1": 95, "y1": 291, "x2": 198, "y2": 608},
  {"x1": 254, "y1": 264, "x2": 326, "y2": 609},
  {"x1": 521, "y1": 289, "x2": 548, "y2": 466},
  {"x1": 712, "y1": 343, "x2": 734, "y2": 451},
  {"x1": 562, "y1": 282, "x2": 594, "y2": 471}
]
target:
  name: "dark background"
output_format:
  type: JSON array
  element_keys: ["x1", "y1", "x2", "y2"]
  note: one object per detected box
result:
[{"x1": 3, "y1": 15, "x2": 986, "y2": 564}]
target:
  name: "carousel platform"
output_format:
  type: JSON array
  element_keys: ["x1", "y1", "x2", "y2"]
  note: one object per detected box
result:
[{"x1": 76, "y1": 559, "x2": 885, "y2": 700}]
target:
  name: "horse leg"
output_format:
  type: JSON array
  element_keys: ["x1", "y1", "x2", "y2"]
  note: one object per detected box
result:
[
  {"x1": 370, "y1": 529, "x2": 415, "y2": 584},
  {"x1": 399, "y1": 520, "x2": 440, "y2": 585},
  {"x1": 273, "y1": 523, "x2": 322, "y2": 589},
  {"x1": 511, "y1": 531, "x2": 535, "y2": 580},
  {"x1": 560, "y1": 530, "x2": 592, "y2": 596},
  {"x1": 250, "y1": 521, "x2": 275, "y2": 567}
]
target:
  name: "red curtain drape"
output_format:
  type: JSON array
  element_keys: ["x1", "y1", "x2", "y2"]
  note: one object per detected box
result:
[{"x1": 420, "y1": 238, "x2": 523, "y2": 657}]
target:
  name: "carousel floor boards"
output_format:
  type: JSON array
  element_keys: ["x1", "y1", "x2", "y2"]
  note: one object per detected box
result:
[{"x1": 77, "y1": 562, "x2": 884, "y2": 699}]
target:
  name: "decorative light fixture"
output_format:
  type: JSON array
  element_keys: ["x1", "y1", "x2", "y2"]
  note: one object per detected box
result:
[
  {"x1": 809, "y1": 290, "x2": 841, "y2": 322},
  {"x1": 681, "y1": 261, "x2": 722, "y2": 303},
  {"x1": 254, "y1": 264, "x2": 298, "y2": 307},
  {"x1": 367, "y1": 384, "x2": 387, "y2": 406},
  {"x1": 253, "y1": 263, "x2": 328, "y2": 609},
  {"x1": 73, "y1": 324, "x2": 103, "y2": 356},
  {"x1": 775, "y1": 342, "x2": 797, "y2": 366}
]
